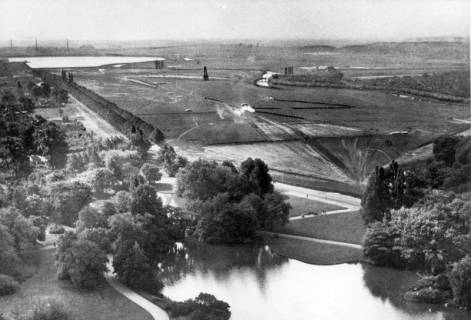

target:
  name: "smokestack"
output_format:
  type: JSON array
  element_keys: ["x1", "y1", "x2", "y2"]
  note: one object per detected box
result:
[
  {"x1": 67, "y1": 39, "x2": 69, "y2": 51},
  {"x1": 35, "y1": 39, "x2": 38, "y2": 50},
  {"x1": 10, "y1": 39, "x2": 12, "y2": 49}
]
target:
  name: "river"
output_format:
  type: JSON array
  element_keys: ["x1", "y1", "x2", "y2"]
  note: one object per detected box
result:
[{"x1": 159, "y1": 242, "x2": 470, "y2": 320}]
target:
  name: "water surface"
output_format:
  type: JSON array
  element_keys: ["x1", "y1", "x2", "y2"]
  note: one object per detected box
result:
[{"x1": 160, "y1": 242, "x2": 470, "y2": 320}]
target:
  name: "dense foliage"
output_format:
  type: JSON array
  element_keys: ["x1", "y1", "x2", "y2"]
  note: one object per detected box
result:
[
  {"x1": 158, "y1": 144, "x2": 188, "y2": 177},
  {"x1": 168, "y1": 293, "x2": 231, "y2": 320},
  {"x1": 361, "y1": 137, "x2": 471, "y2": 308},
  {"x1": 56, "y1": 235, "x2": 107, "y2": 289},
  {"x1": 177, "y1": 158, "x2": 289, "y2": 244},
  {"x1": 449, "y1": 256, "x2": 471, "y2": 309},
  {"x1": 361, "y1": 161, "x2": 424, "y2": 223}
]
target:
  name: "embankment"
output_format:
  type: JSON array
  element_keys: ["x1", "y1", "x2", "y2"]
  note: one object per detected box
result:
[
  {"x1": 270, "y1": 78, "x2": 468, "y2": 103},
  {"x1": 35, "y1": 70, "x2": 164, "y2": 142}
]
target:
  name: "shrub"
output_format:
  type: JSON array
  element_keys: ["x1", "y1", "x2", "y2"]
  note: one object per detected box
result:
[
  {"x1": 0, "y1": 274, "x2": 19, "y2": 296},
  {"x1": 449, "y1": 255, "x2": 471, "y2": 309},
  {"x1": 25, "y1": 299, "x2": 70, "y2": 320}
]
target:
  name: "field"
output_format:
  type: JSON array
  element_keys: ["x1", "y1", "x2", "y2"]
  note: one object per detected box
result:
[
  {"x1": 286, "y1": 196, "x2": 344, "y2": 217},
  {"x1": 62, "y1": 42, "x2": 470, "y2": 193},
  {"x1": 273, "y1": 211, "x2": 366, "y2": 244},
  {"x1": 0, "y1": 248, "x2": 152, "y2": 320}
]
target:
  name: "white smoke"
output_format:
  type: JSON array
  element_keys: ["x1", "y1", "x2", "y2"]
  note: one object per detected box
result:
[
  {"x1": 233, "y1": 104, "x2": 255, "y2": 116},
  {"x1": 216, "y1": 105, "x2": 225, "y2": 119}
]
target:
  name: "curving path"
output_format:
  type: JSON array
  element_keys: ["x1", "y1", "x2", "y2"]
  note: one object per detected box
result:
[
  {"x1": 273, "y1": 182, "x2": 361, "y2": 221},
  {"x1": 259, "y1": 231, "x2": 362, "y2": 250},
  {"x1": 105, "y1": 258, "x2": 169, "y2": 320}
]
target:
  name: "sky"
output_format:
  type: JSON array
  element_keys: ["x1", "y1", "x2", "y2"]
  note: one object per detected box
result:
[{"x1": 0, "y1": 0, "x2": 469, "y2": 41}]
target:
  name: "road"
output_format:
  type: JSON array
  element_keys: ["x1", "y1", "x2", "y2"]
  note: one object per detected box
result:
[{"x1": 106, "y1": 257, "x2": 169, "y2": 320}]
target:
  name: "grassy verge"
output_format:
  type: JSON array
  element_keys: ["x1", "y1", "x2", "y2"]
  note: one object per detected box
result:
[
  {"x1": 274, "y1": 211, "x2": 366, "y2": 244},
  {"x1": 0, "y1": 248, "x2": 152, "y2": 320},
  {"x1": 264, "y1": 235, "x2": 365, "y2": 265},
  {"x1": 286, "y1": 195, "x2": 344, "y2": 217}
]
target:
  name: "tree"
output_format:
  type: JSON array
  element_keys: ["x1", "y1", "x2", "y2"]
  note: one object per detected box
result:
[
  {"x1": 449, "y1": 255, "x2": 471, "y2": 309},
  {"x1": 50, "y1": 182, "x2": 92, "y2": 226},
  {"x1": 130, "y1": 184, "x2": 163, "y2": 216},
  {"x1": 433, "y1": 136, "x2": 461, "y2": 167},
  {"x1": 240, "y1": 158, "x2": 273, "y2": 196},
  {"x1": 57, "y1": 239, "x2": 107, "y2": 289},
  {"x1": 76, "y1": 207, "x2": 108, "y2": 231},
  {"x1": 78, "y1": 227, "x2": 111, "y2": 253},
  {"x1": 33, "y1": 121, "x2": 68, "y2": 169},
  {"x1": 0, "y1": 224, "x2": 22, "y2": 277},
  {"x1": 194, "y1": 193, "x2": 258, "y2": 244},
  {"x1": 140, "y1": 163, "x2": 162, "y2": 184},
  {"x1": 114, "y1": 191, "x2": 132, "y2": 213},
  {"x1": 158, "y1": 144, "x2": 188, "y2": 177},
  {"x1": 112, "y1": 240, "x2": 162, "y2": 293},
  {"x1": 92, "y1": 168, "x2": 115, "y2": 196},
  {"x1": 176, "y1": 159, "x2": 240, "y2": 201},
  {"x1": 361, "y1": 162, "x2": 424, "y2": 224},
  {"x1": 0, "y1": 207, "x2": 39, "y2": 250},
  {"x1": 361, "y1": 166, "x2": 391, "y2": 223},
  {"x1": 0, "y1": 136, "x2": 31, "y2": 177}
]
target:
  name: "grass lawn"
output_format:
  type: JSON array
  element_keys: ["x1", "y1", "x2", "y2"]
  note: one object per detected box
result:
[
  {"x1": 0, "y1": 248, "x2": 152, "y2": 320},
  {"x1": 274, "y1": 211, "x2": 366, "y2": 244},
  {"x1": 264, "y1": 235, "x2": 365, "y2": 265},
  {"x1": 286, "y1": 195, "x2": 344, "y2": 217}
]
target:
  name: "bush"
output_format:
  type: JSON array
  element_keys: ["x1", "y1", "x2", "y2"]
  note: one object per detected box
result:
[
  {"x1": 0, "y1": 274, "x2": 19, "y2": 296},
  {"x1": 449, "y1": 255, "x2": 471, "y2": 309},
  {"x1": 25, "y1": 299, "x2": 70, "y2": 320}
]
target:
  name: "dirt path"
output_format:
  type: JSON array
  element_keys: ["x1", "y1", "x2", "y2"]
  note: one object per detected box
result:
[
  {"x1": 68, "y1": 94, "x2": 128, "y2": 141},
  {"x1": 259, "y1": 231, "x2": 362, "y2": 249}
]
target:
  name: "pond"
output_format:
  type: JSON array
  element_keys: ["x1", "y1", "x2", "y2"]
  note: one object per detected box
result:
[
  {"x1": 7, "y1": 56, "x2": 164, "y2": 69},
  {"x1": 159, "y1": 242, "x2": 470, "y2": 320}
]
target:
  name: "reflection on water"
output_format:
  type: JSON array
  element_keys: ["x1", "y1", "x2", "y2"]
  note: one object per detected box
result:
[{"x1": 159, "y1": 243, "x2": 470, "y2": 320}]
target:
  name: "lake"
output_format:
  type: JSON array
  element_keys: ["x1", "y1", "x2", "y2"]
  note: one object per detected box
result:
[
  {"x1": 8, "y1": 56, "x2": 164, "y2": 69},
  {"x1": 159, "y1": 242, "x2": 470, "y2": 320}
]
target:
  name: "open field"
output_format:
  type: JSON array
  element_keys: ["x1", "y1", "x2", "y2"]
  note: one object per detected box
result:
[
  {"x1": 273, "y1": 211, "x2": 366, "y2": 244},
  {"x1": 0, "y1": 248, "x2": 152, "y2": 320},
  {"x1": 55, "y1": 42, "x2": 469, "y2": 194}
]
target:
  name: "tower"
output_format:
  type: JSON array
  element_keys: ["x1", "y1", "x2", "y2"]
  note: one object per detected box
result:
[{"x1": 203, "y1": 66, "x2": 209, "y2": 81}]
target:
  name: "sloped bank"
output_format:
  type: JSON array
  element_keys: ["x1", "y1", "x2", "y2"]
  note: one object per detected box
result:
[{"x1": 35, "y1": 69, "x2": 165, "y2": 142}]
